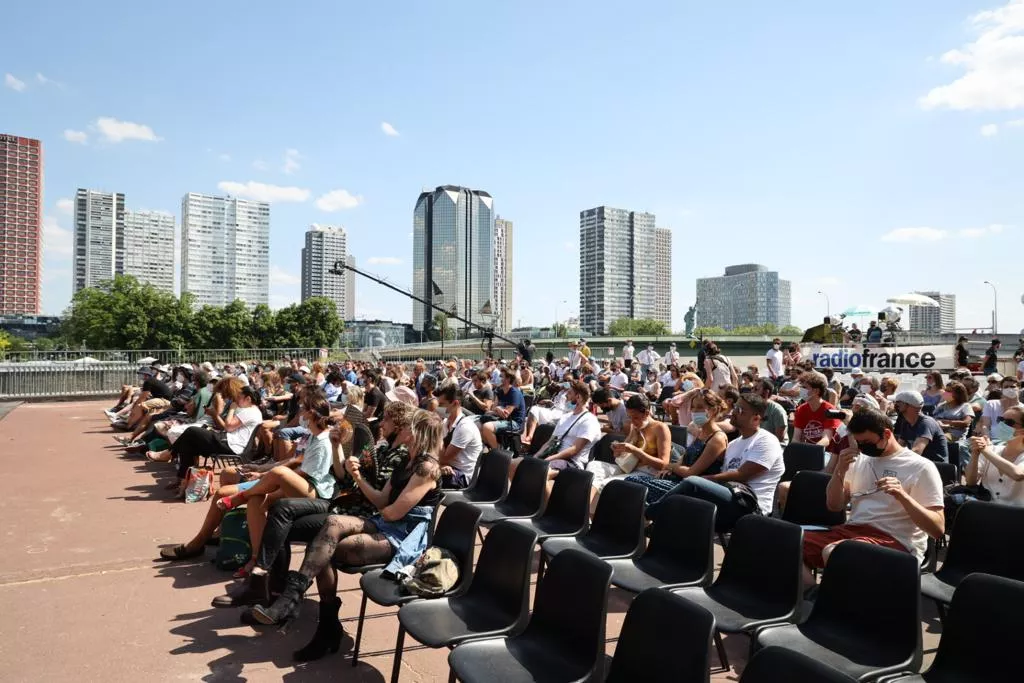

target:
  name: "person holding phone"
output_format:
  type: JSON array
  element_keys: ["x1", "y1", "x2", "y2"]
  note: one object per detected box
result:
[{"x1": 793, "y1": 372, "x2": 841, "y2": 447}]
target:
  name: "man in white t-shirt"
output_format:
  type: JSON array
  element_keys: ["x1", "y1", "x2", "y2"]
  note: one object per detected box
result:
[
  {"x1": 646, "y1": 393, "x2": 784, "y2": 531},
  {"x1": 622, "y1": 339, "x2": 635, "y2": 369},
  {"x1": 436, "y1": 385, "x2": 483, "y2": 489},
  {"x1": 765, "y1": 337, "x2": 785, "y2": 385},
  {"x1": 664, "y1": 343, "x2": 681, "y2": 367},
  {"x1": 510, "y1": 381, "x2": 602, "y2": 485},
  {"x1": 803, "y1": 408, "x2": 944, "y2": 585},
  {"x1": 567, "y1": 341, "x2": 584, "y2": 371}
]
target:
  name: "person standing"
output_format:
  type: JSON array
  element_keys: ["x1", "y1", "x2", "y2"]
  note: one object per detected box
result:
[
  {"x1": 622, "y1": 339, "x2": 635, "y2": 369},
  {"x1": 636, "y1": 343, "x2": 660, "y2": 377},
  {"x1": 765, "y1": 338, "x2": 785, "y2": 387},
  {"x1": 984, "y1": 338, "x2": 1002, "y2": 376},
  {"x1": 567, "y1": 341, "x2": 584, "y2": 371},
  {"x1": 955, "y1": 336, "x2": 970, "y2": 369},
  {"x1": 664, "y1": 343, "x2": 681, "y2": 367}
]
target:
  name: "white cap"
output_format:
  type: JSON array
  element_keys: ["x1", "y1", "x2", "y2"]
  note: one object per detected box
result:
[
  {"x1": 850, "y1": 367, "x2": 864, "y2": 376},
  {"x1": 988, "y1": 373, "x2": 1004, "y2": 382},
  {"x1": 299, "y1": 365, "x2": 311, "y2": 374}
]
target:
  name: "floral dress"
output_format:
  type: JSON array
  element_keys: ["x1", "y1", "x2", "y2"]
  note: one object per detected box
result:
[{"x1": 328, "y1": 442, "x2": 410, "y2": 518}]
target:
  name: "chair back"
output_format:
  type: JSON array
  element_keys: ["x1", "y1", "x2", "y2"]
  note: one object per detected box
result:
[
  {"x1": 713, "y1": 516, "x2": 803, "y2": 619},
  {"x1": 927, "y1": 573, "x2": 1024, "y2": 681},
  {"x1": 466, "y1": 521, "x2": 538, "y2": 627},
  {"x1": 526, "y1": 423, "x2": 556, "y2": 456},
  {"x1": 502, "y1": 455, "x2": 549, "y2": 513},
  {"x1": 590, "y1": 433, "x2": 624, "y2": 464},
  {"x1": 606, "y1": 588, "x2": 714, "y2": 683},
  {"x1": 809, "y1": 542, "x2": 921, "y2": 671},
  {"x1": 645, "y1": 495, "x2": 716, "y2": 586},
  {"x1": 430, "y1": 501, "x2": 482, "y2": 592},
  {"x1": 781, "y1": 442, "x2": 825, "y2": 481},
  {"x1": 669, "y1": 425, "x2": 689, "y2": 447},
  {"x1": 524, "y1": 548, "x2": 613, "y2": 676},
  {"x1": 589, "y1": 479, "x2": 647, "y2": 555},
  {"x1": 540, "y1": 466, "x2": 593, "y2": 527},
  {"x1": 740, "y1": 647, "x2": 857, "y2": 683},
  {"x1": 782, "y1": 471, "x2": 846, "y2": 527},
  {"x1": 935, "y1": 461, "x2": 957, "y2": 486},
  {"x1": 940, "y1": 501, "x2": 1024, "y2": 582},
  {"x1": 472, "y1": 449, "x2": 512, "y2": 501}
]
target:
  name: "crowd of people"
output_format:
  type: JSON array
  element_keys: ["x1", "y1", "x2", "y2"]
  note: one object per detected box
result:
[{"x1": 99, "y1": 335, "x2": 1024, "y2": 666}]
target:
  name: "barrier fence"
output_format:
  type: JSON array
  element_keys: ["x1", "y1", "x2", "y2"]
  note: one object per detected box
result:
[{"x1": 0, "y1": 362, "x2": 139, "y2": 400}]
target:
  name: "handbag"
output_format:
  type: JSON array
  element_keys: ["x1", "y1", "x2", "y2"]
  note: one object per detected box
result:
[
  {"x1": 723, "y1": 481, "x2": 762, "y2": 515},
  {"x1": 539, "y1": 412, "x2": 587, "y2": 458},
  {"x1": 615, "y1": 452, "x2": 639, "y2": 474},
  {"x1": 184, "y1": 466, "x2": 214, "y2": 503}
]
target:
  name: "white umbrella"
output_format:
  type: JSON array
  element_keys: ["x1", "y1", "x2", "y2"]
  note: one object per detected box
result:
[
  {"x1": 137, "y1": 356, "x2": 158, "y2": 364},
  {"x1": 887, "y1": 293, "x2": 939, "y2": 307}
]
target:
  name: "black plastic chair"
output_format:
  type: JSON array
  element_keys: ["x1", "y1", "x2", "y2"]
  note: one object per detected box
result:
[
  {"x1": 669, "y1": 425, "x2": 689, "y2": 447},
  {"x1": 890, "y1": 574, "x2": 1024, "y2": 682},
  {"x1": 608, "y1": 495, "x2": 716, "y2": 594},
  {"x1": 448, "y1": 548, "x2": 614, "y2": 683},
  {"x1": 782, "y1": 470, "x2": 847, "y2": 530},
  {"x1": 441, "y1": 448, "x2": 511, "y2": 507},
  {"x1": 350, "y1": 501, "x2": 482, "y2": 666},
  {"x1": 506, "y1": 467, "x2": 593, "y2": 542},
  {"x1": 474, "y1": 456, "x2": 549, "y2": 533},
  {"x1": 673, "y1": 516, "x2": 804, "y2": 672},
  {"x1": 920, "y1": 500, "x2": 1024, "y2": 621},
  {"x1": 934, "y1": 461, "x2": 956, "y2": 487},
  {"x1": 205, "y1": 428, "x2": 260, "y2": 469},
  {"x1": 605, "y1": 588, "x2": 715, "y2": 683},
  {"x1": 741, "y1": 646, "x2": 858, "y2": 683},
  {"x1": 756, "y1": 542, "x2": 922, "y2": 681},
  {"x1": 539, "y1": 479, "x2": 646, "y2": 582},
  {"x1": 781, "y1": 442, "x2": 825, "y2": 482},
  {"x1": 590, "y1": 432, "x2": 624, "y2": 464},
  {"x1": 393, "y1": 521, "x2": 539, "y2": 683},
  {"x1": 526, "y1": 422, "x2": 556, "y2": 456}
]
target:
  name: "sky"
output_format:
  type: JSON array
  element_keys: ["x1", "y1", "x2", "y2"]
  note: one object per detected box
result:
[{"x1": 3, "y1": 0, "x2": 1024, "y2": 335}]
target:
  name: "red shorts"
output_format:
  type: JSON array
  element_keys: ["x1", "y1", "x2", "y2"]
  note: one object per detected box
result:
[{"x1": 802, "y1": 524, "x2": 907, "y2": 569}]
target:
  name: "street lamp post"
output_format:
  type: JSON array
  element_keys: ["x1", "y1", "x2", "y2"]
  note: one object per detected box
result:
[
  {"x1": 817, "y1": 290, "x2": 831, "y2": 320},
  {"x1": 983, "y1": 281, "x2": 998, "y2": 334}
]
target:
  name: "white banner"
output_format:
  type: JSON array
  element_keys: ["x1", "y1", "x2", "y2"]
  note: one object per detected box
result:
[{"x1": 801, "y1": 344, "x2": 954, "y2": 372}]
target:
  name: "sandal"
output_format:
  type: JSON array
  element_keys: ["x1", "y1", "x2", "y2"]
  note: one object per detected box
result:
[
  {"x1": 216, "y1": 493, "x2": 246, "y2": 512},
  {"x1": 157, "y1": 544, "x2": 204, "y2": 561}
]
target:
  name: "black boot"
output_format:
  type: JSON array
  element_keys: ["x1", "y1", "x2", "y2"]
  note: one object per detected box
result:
[
  {"x1": 292, "y1": 597, "x2": 343, "y2": 662},
  {"x1": 212, "y1": 571, "x2": 270, "y2": 608},
  {"x1": 244, "y1": 571, "x2": 311, "y2": 626}
]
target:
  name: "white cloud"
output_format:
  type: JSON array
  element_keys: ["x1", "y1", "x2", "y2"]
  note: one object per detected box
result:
[
  {"x1": 959, "y1": 223, "x2": 1008, "y2": 237},
  {"x1": 94, "y1": 117, "x2": 162, "y2": 142},
  {"x1": 43, "y1": 216, "x2": 73, "y2": 258},
  {"x1": 270, "y1": 264, "x2": 301, "y2": 286},
  {"x1": 218, "y1": 153, "x2": 231, "y2": 162},
  {"x1": 63, "y1": 129, "x2": 87, "y2": 144},
  {"x1": 1009, "y1": 118, "x2": 1024, "y2": 127},
  {"x1": 367, "y1": 256, "x2": 402, "y2": 265},
  {"x1": 252, "y1": 159, "x2": 269, "y2": 171},
  {"x1": 5, "y1": 73, "x2": 26, "y2": 92},
  {"x1": 269, "y1": 293, "x2": 297, "y2": 310},
  {"x1": 880, "y1": 226, "x2": 949, "y2": 242},
  {"x1": 981, "y1": 123, "x2": 1000, "y2": 136},
  {"x1": 381, "y1": 121, "x2": 400, "y2": 137},
  {"x1": 217, "y1": 180, "x2": 311, "y2": 203},
  {"x1": 920, "y1": 0, "x2": 1024, "y2": 111},
  {"x1": 282, "y1": 148, "x2": 301, "y2": 174},
  {"x1": 315, "y1": 189, "x2": 363, "y2": 211},
  {"x1": 35, "y1": 72, "x2": 64, "y2": 88},
  {"x1": 56, "y1": 198, "x2": 74, "y2": 214}
]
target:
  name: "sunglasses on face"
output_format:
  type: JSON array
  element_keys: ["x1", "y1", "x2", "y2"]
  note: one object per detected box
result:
[{"x1": 998, "y1": 416, "x2": 1021, "y2": 428}]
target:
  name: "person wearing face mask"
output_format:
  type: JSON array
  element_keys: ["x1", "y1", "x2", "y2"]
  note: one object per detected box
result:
[
  {"x1": 664, "y1": 343, "x2": 681, "y2": 367},
  {"x1": 980, "y1": 379, "x2": 1024, "y2": 441},
  {"x1": 964, "y1": 407, "x2": 1024, "y2": 507},
  {"x1": 801, "y1": 409, "x2": 944, "y2": 587},
  {"x1": 636, "y1": 343, "x2": 660, "y2": 378},
  {"x1": 513, "y1": 382, "x2": 602, "y2": 484},
  {"x1": 593, "y1": 388, "x2": 629, "y2": 435},
  {"x1": 792, "y1": 372, "x2": 841, "y2": 448},
  {"x1": 435, "y1": 385, "x2": 482, "y2": 489},
  {"x1": 643, "y1": 370, "x2": 663, "y2": 403},
  {"x1": 765, "y1": 338, "x2": 785, "y2": 387},
  {"x1": 891, "y1": 390, "x2": 948, "y2": 463},
  {"x1": 479, "y1": 368, "x2": 527, "y2": 450},
  {"x1": 606, "y1": 361, "x2": 629, "y2": 393},
  {"x1": 663, "y1": 374, "x2": 703, "y2": 426},
  {"x1": 588, "y1": 394, "x2": 670, "y2": 511},
  {"x1": 622, "y1": 339, "x2": 635, "y2": 369}
]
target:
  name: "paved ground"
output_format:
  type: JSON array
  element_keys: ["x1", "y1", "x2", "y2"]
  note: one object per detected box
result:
[{"x1": 0, "y1": 400, "x2": 943, "y2": 681}]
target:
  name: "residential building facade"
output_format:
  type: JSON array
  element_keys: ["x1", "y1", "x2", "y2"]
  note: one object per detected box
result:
[
  {"x1": 908, "y1": 291, "x2": 956, "y2": 334},
  {"x1": 123, "y1": 210, "x2": 175, "y2": 292},
  {"x1": 300, "y1": 224, "x2": 353, "y2": 319},
  {"x1": 73, "y1": 189, "x2": 125, "y2": 293},
  {"x1": 654, "y1": 227, "x2": 672, "y2": 328},
  {"x1": 180, "y1": 193, "x2": 269, "y2": 307},
  {"x1": 0, "y1": 134, "x2": 42, "y2": 314},
  {"x1": 494, "y1": 216, "x2": 513, "y2": 333},
  {"x1": 695, "y1": 264, "x2": 792, "y2": 330}
]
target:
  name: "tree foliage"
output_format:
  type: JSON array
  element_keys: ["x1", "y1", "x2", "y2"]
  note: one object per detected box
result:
[
  {"x1": 608, "y1": 318, "x2": 670, "y2": 336},
  {"x1": 60, "y1": 275, "x2": 344, "y2": 350},
  {"x1": 430, "y1": 313, "x2": 455, "y2": 341},
  {"x1": 693, "y1": 323, "x2": 804, "y2": 337}
]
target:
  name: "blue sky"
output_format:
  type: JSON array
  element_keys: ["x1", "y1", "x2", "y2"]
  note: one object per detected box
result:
[{"x1": 3, "y1": 0, "x2": 1023, "y2": 334}]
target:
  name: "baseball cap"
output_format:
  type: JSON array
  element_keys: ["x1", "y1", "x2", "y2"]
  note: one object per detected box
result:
[
  {"x1": 852, "y1": 393, "x2": 879, "y2": 410},
  {"x1": 891, "y1": 390, "x2": 924, "y2": 408},
  {"x1": 386, "y1": 385, "x2": 418, "y2": 407},
  {"x1": 298, "y1": 365, "x2": 311, "y2": 374},
  {"x1": 988, "y1": 373, "x2": 1004, "y2": 383},
  {"x1": 850, "y1": 368, "x2": 865, "y2": 376}
]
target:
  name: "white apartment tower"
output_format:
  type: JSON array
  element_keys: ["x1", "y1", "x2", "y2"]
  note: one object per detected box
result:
[
  {"x1": 180, "y1": 193, "x2": 269, "y2": 307},
  {"x1": 73, "y1": 189, "x2": 125, "y2": 293},
  {"x1": 909, "y1": 291, "x2": 956, "y2": 334},
  {"x1": 123, "y1": 210, "x2": 175, "y2": 293},
  {"x1": 654, "y1": 227, "x2": 672, "y2": 329},
  {"x1": 494, "y1": 217, "x2": 513, "y2": 333},
  {"x1": 300, "y1": 224, "x2": 353, "y2": 319}
]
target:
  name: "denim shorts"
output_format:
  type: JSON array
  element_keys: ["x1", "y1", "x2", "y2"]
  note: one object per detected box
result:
[
  {"x1": 276, "y1": 426, "x2": 311, "y2": 441},
  {"x1": 487, "y1": 419, "x2": 522, "y2": 434},
  {"x1": 237, "y1": 479, "x2": 259, "y2": 492}
]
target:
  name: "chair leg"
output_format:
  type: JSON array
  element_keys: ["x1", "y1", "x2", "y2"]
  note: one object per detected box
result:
[
  {"x1": 713, "y1": 630, "x2": 730, "y2": 672},
  {"x1": 477, "y1": 528, "x2": 485, "y2": 544},
  {"x1": 352, "y1": 593, "x2": 368, "y2": 667},
  {"x1": 389, "y1": 624, "x2": 407, "y2": 683},
  {"x1": 934, "y1": 600, "x2": 947, "y2": 625},
  {"x1": 448, "y1": 667, "x2": 456, "y2": 683}
]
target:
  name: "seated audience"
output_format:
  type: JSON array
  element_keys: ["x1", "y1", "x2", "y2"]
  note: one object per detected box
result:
[
  {"x1": 586, "y1": 395, "x2": 670, "y2": 510},
  {"x1": 892, "y1": 390, "x2": 949, "y2": 463},
  {"x1": 479, "y1": 368, "x2": 526, "y2": 449},
  {"x1": 436, "y1": 385, "x2": 482, "y2": 489}
]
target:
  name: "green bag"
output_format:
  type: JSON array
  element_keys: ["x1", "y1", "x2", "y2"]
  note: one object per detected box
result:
[
  {"x1": 214, "y1": 507, "x2": 251, "y2": 570},
  {"x1": 148, "y1": 437, "x2": 169, "y2": 451}
]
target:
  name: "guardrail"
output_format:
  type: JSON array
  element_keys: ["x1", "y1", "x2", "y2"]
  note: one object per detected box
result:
[
  {"x1": 0, "y1": 348, "x2": 337, "y2": 365},
  {"x1": 0, "y1": 362, "x2": 139, "y2": 400}
]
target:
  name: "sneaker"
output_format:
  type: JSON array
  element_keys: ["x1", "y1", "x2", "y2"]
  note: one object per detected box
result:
[
  {"x1": 111, "y1": 419, "x2": 130, "y2": 431},
  {"x1": 103, "y1": 409, "x2": 117, "y2": 418}
]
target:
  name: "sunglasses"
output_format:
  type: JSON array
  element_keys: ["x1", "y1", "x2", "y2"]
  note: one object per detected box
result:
[{"x1": 998, "y1": 416, "x2": 1021, "y2": 428}]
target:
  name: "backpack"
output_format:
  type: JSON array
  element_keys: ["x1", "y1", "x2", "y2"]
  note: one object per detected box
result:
[{"x1": 214, "y1": 507, "x2": 251, "y2": 570}]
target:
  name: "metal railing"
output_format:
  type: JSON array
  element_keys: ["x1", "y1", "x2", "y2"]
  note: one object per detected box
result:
[
  {"x1": 0, "y1": 348, "x2": 337, "y2": 365},
  {"x1": 0, "y1": 362, "x2": 139, "y2": 400}
]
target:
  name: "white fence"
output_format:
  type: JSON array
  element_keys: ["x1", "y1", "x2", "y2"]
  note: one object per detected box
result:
[{"x1": 0, "y1": 362, "x2": 139, "y2": 400}]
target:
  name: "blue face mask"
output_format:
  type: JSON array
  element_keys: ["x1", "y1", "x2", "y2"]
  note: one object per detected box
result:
[
  {"x1": 566, "y1": 401, "x2": 577, "y2": 411},
  {"x1": 681, "y1": 380, "x2": 695, "y2": 392},
  {"x1": 691, "y1": 412, "x2": 709, "y2": 426},
  {"x1": 992, "y1": 421, "x2": 1016, "y2": 443}
]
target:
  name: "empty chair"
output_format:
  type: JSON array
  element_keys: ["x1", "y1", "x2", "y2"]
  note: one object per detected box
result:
[
  {"x1": 506, "y1": 467, "x2": 593, "y2": 542},
  {"x1": 393, "y1": 521, "x2": 539, "y2": 683},
  {"x1": 673, "y1": 516, "x2": 804, "y2": 671},
  {"x1": 448, "y1": 548, "x2": 614, "y2": 683},
  {"x1": 781, "y1": 442, "x2": 826, "y2": 482},
  {"x1": 740, "y1": 647, "x2": 857, "y2": 683},
  {"x1": 539, "y1": 479, "x2": 646, "y2": 579},
  {"x1": 608, "y1": 495, "x2": 716, "y2": 594},
  {"x1": 605, "y1": 588, "x2": 716, "y2": 683},
  {"x1": 756, "y1": 542, "x2": 921, "y2": 681},
  {"x1": 782, "y1": 470, "x2": 847, "y2": 530},
  {"x1": 891, "y1": 574, "x2": 1024, "y2": 682},
  {"x1": 920, "y1": 500, "x2": 1024, "y2": 620},
  {"x1": 350, "y1": 501, "x2": 482, "y2": 666},
  {"x1": 526, "y1": 422, "x2": 556, "y2": 456},
  {"x1": 474, "y1": 455, "x2": 549, "y2": 529},
  {"x1": 441, "y1": 448, "x2": 511, "y2": 507}
]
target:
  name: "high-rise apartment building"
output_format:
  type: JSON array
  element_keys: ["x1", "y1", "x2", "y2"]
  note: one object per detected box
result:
[
  {"x1": 579, "y1": 206, "x2": 658, "y2": 335},
  {"x1": 0, "y1": 134, "x2": 42, "y2": 314},
  {"x1": 412, "y1": 186, "x2": 494, "y2": 335},
  {"x1": 300, "y1": 224, "x2": 353, "y2": 319},
  {"x1": 909, "y1": 291, "x2": 956, "y2": 334},
  {"x1": 180, "y1": 193, "x2": 269, "y2": 307},
  {"x1": 654, "y1": 227, "x2": 672, "y2": 329},
  {"x1": 494, "y1": 217, "x2": 513, "y2": 333},
  {"x1": 123, "y1": 210, "x2": 175, "y2": 293},
  {"x1": 695, "y1": 264, "x2": 791, "y2": 330},
  {"x1": 73, "y1": 189, "x2": 125, "y2": 293}
]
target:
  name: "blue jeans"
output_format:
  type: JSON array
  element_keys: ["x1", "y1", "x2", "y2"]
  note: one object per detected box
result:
[
  {"x1": 276, "y1": 426, "x2": 311, "y2": 441},
  {"x1": 645, "y1": 476, "x2": 751, "y2": 532}
]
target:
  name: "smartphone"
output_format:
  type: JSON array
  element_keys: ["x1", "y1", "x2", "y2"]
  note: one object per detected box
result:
[{"x1": 825, "y1": 409, "x2": 846, "y2": 420}]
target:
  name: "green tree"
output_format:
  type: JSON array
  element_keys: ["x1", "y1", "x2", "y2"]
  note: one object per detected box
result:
[
  {"x1": 431, "y1": 313, "x2": 455, "y2": 341},
  {"x1": 552, "y1": 323, "x2": 568, "y2": 339},
  {"x1": 292, "y1": 297, "x2": 345, "y2": 347},
  {"x1": 608, "y1": 318, "x2": 669, "y2": 336},
  {"x1": 780, "y1": 325, "x2": 804, "y2": 336},
  {"x1": 251, "y1": 304, "x2": 278, "y2": 348},
  {"x1": 693, "y1": 326, "x2": 727, "y2": 337}
]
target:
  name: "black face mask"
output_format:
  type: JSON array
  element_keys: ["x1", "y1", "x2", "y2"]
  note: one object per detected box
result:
[{"x1": 857, "y1": 436, "x2": 887, "y2": 457}]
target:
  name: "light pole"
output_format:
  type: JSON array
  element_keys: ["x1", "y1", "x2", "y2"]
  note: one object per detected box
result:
[
  {"x1": 817, "y1": 290, "x2": 831, "y2": 320},
  {"x1": 983, "y1": 281, "x2": 998, "y2": 334}
]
